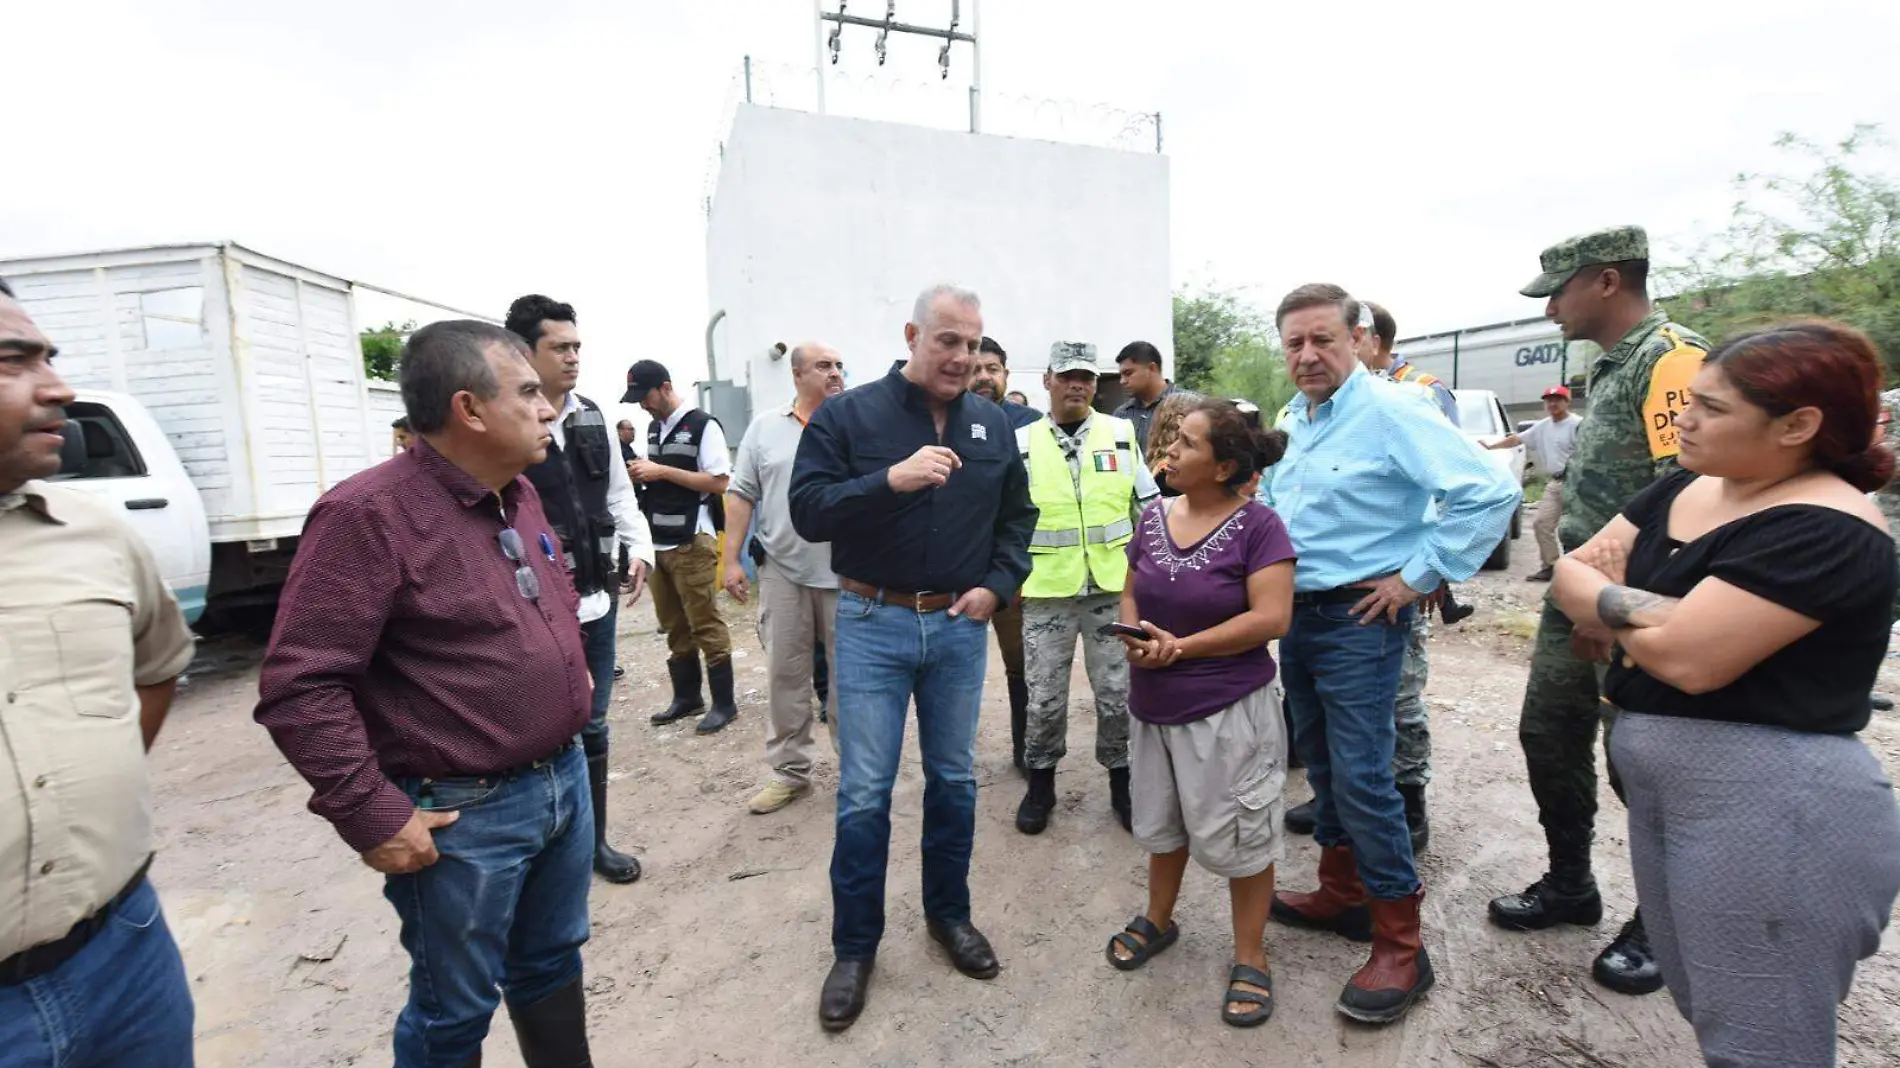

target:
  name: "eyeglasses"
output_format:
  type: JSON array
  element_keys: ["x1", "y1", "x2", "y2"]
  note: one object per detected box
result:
[
  {"x1": 1231, "y1": 398, "x2": 1262, "y2": 428},
  {"x1": 496, "y1": 526, "x2": 541, "y2": 601}
]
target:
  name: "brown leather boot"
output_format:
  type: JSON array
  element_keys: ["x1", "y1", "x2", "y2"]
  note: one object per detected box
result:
[
  {"x1": 1335, "y1": 890, "x2": 1434, "y2": 1024},
  {"x1": 1270, "y1": 845, "x2": 1372, "y2": 942}
]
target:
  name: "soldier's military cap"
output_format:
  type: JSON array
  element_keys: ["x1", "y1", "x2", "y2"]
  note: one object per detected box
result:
[
  {"x1": 1047, "y1": 341, "x2": 1100, "y2": 375},
  {"x1": 1520, "y1": 225, "x2": 1650, "y2": 298}
]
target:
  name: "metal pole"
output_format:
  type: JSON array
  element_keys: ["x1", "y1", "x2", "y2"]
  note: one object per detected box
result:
[
  {"x1": 744, "y1": 54, "x2": 753, "y2": 104},
  {"x1": 812, "y1": 0, "x2": 827, "y2": 114},
  {"x1": 1155, "y1": 111, "x2": 1163, "y2": 154},
  {"x1": 969, "y1": 0, "x2": 982, "y2": 133},
  {"x1": 1451, "y1": 332, "x2": 1461, "y2": 388}
]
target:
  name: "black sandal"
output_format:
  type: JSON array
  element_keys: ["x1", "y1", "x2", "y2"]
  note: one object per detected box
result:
[
  {"x1": 1222, "y1": 963, "x2": 1274, "y2": 1027},
  {"x1": 1105, "y1": 915, "x2": 1179, "y2": 972}
]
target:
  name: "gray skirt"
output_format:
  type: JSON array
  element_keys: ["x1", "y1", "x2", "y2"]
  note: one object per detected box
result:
[{"x1": 1611, "y1": 711, "x2": 1900, "y2": 1067}]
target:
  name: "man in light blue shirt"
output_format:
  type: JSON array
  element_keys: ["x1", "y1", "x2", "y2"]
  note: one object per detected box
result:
[{"x1": 1265, "y1": 283, "x2": 1518, "y2": 1028}]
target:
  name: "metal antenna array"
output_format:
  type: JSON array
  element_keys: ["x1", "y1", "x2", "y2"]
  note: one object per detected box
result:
[{"x1": 814, "y1": 1, "x2": 983, "y2": 132}]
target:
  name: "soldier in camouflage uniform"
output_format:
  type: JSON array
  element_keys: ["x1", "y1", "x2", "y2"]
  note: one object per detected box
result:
[
  {"x1": 1488, "y1": 226, "x2": 1708, "y2": 997},
  {"x1": 1013, "y1": 343, "x2": 1161, "y2": 835}
]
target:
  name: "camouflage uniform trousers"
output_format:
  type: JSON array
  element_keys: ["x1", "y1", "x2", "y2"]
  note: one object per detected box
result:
[
  {"x1": 1021, "y1": 593, "x2": 1131, "y2": 771},
  {"x1": 1518, "y1": 597, "x2": 1624, "y2": 874},
  {"x1": 1393, "y1": 613, "x2": 1432, "y2": 787}
]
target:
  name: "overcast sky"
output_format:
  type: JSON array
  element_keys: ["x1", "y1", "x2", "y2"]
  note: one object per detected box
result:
[{"x1": 9, "y1": 0, "x2": 1898, "y2": 408}]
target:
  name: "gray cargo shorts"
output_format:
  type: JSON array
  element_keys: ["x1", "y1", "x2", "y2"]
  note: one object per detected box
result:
[{"x1": 1129, "y1": 683, "x2": 1286, "y2": 879}]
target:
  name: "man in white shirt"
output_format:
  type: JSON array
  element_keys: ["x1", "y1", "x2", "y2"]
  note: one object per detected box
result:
[
  {"x1": 722, "y1": 342, "x2": 848, "y2": 814},
  {"x1": 623, "y1": 359, "x2": 738, "y2": 733},
  {"x1": 509, "y1": 295, "x2": 656, "y2": 884},
  {"x1": 1488, "y1": 385, "x2": 1582, "y2": 581}
]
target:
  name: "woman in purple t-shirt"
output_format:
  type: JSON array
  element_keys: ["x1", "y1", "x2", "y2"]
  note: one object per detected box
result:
[{"x1": 1102, "y1": 399, "x2": 1296, "y2": 1028}]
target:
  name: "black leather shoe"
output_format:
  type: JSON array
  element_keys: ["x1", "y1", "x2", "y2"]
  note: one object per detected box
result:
[
  {"x1": 1284, "y1": 798, "x2": 1317, "y2": 835},
  {"x1": 1440, "y1": 599, "x2": 1476, "y2": 625},
  {"x1": 819, "y1": 958, "x2": 874, "y2": 1032},
  {"x1": 1488, "y1": 875, "x2": 1603, "y2": 931},
  {"x1": 1526, "y1": 566, "x2": 1554, "y2": 582},
  {"x1": 926, "y1": 919, "x2": 1000, "y2": 979},
  {"x1": 1592, "y1": 912, "x2": 1664, "y2": 995}
]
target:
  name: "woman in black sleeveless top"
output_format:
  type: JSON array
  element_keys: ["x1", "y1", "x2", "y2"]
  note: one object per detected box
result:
[{"x1": 1551, "y1": 321, "x2": 1900, "y2": 1067}]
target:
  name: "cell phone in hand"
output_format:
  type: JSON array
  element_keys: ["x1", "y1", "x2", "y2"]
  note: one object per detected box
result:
[{"x1": 1096, "y1": 621, "x2": 1150, "y2": 640}]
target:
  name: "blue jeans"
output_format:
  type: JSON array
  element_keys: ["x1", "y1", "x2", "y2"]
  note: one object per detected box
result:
[
  {"x1": 831, "y1": 592, "x2": 989, "y2": 960},
  {"x1": 1280, "y1": 601, "x2": 1420, "y2": 900},
  {"x1": 0, "y1": 878, "x2": 194, "y2": 1068},
  {"x1": 384, "y1": 745, "x2": 593, "y2": 1068},
  {"x1": 580, "y1": 596, "x2": 619, "y2": 752}
]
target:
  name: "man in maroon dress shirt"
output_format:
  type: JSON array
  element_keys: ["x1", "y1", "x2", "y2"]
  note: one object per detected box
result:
[{"x1": 256, "y1": 320, "x2": 597, "y2": 1068}]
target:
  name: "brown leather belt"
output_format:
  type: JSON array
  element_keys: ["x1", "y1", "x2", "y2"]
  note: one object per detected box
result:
[{"x1": 839, "y1": 577, "x2": 957, "y2": 613}]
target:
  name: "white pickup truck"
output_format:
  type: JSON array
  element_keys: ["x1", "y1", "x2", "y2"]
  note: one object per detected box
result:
[
  {"x1": 8, "y1": 243, "x2": 424, "y2": 629},
  {"x1": 1453, "y1": 387, "x2": 1526, "y2": 570}
]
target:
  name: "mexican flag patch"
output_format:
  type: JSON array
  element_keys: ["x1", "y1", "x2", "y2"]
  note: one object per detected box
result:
[{"x1": 1091, "y1": 450, "x2": 1120, "y2": 473}]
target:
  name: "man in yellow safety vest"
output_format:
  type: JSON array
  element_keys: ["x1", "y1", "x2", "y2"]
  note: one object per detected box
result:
[{"x1": 1014, "y1": 342, "x2": 1161, "y2": 835}]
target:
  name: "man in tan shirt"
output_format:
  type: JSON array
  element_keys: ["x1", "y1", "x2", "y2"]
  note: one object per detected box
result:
[{"x1": 0, "y1": 279, "x2": 199, "y2": 1068}]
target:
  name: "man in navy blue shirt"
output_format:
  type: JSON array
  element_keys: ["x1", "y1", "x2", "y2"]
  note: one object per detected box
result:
[{"x1": 790, "y1": 284, "x2": 1037, "y2": 1032}]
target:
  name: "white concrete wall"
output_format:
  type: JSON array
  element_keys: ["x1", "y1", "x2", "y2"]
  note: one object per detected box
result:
[{"x1": 706, "y1": 105, "x2": 1171, "y2": 418}]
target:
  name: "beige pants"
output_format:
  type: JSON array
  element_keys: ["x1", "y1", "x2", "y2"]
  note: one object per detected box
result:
[
  {"x1": 757, "y1": 559, "x2": 839, "y2": 787},
  {"x1": 1130, "y1": 685, "x2": 1286, "y2": 879},
  {"x1": 1534, "y1": 478, "x2": 1566, "y2": 568}
]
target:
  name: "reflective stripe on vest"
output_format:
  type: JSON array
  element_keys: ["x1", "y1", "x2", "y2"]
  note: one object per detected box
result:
[{"x1": 1018, "y1": 415, "x2": 1140, "y2": 598}]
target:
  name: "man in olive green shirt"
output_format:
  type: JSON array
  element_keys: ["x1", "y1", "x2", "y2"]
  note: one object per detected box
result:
[{"x1": 1487, "y1": 227, "x2": 1707, "y2": 999}]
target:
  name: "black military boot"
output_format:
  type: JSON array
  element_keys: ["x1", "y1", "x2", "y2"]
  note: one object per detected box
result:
[
  {"x1": 585, "y1": 750, "x2": 641, "y2": 884},
  {"x1": 1007, "y1": 676, "x2": 1029, "y2": 774},
  {"x1": 1488, "y1": 830, "x2": 1602, "y2": 931},
  {"x1": 1592, "y1": 910, "x2": 1664, "y2": 995},
  {"x1": 1285, "y1": 796, "x2": 1318, "y2": 835},
  {"x1": 1016, "y1": 767, "x2": 1057, "y2": 835},
  {"x1": 649, "y1": 656, "x2": 705, "y2": 725},
  {"x1": 697, "y1": 659, "x2": 739, "y2": 734},
  {"x1": 1108, "y1": 766, "x2": 1132, "y2": 832},
  {"x1": 508, "y1": 977, "x2": 593, "y2": 1067},
  {"x1": 1398, "y1": 783, "x2": 1429, "y2": 855}
]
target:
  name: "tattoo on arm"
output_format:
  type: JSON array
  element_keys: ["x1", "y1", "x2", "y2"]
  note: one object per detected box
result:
[{"x1": 1597, "y1": 585, "x2": 1672, "y2": 629}]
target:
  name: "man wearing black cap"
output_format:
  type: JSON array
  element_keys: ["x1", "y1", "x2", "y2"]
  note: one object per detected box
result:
[{"x1": 624, "y1": 359, "x2": 738, "y2": 733}]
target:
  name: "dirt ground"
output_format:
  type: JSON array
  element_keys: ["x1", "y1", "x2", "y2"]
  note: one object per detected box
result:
[{"x1": 149, "y1": 534, "x2": 1900, "y2": 1068}]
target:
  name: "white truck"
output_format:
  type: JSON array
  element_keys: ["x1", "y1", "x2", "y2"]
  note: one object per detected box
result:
[
  {"x1": 1452, "y1": 387, "x2": 1526, "y2": 571},
  {"x1": 4, "y1": 243, "x2": 444, "y2": 630}
]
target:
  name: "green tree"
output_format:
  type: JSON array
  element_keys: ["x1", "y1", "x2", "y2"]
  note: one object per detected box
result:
[
  {"x1": 1171, "y1": 282, "x2": 1296, "y2": 416},
  {"x1": 1172, "y1": 284, "x2": 1261, "y2": 391},
  {"x1": 359, "y1": 319, "x2": 416, "y2": 381},
  {"x1": 1665, "y1": 125, "x2": 1900, "y2": 370}
]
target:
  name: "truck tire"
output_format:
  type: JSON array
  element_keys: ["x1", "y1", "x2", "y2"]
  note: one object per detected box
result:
[{"x1": 1511, "y1": 505, "x2": 1523, "y2": 541}]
